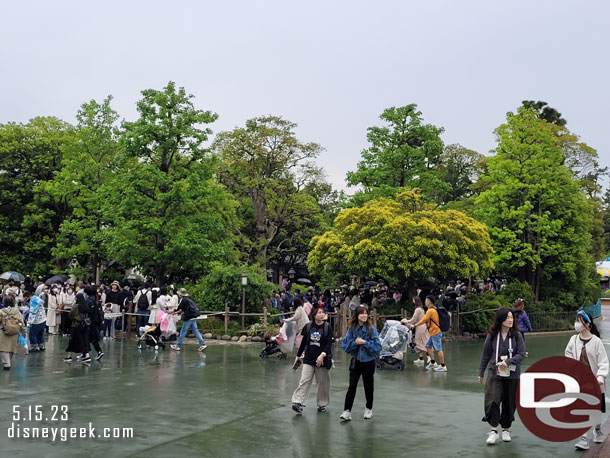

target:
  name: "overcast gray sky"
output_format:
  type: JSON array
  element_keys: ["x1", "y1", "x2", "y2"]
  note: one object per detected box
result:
[{"x1": 1, "y1": 1, "x2": 608, "y2": 192}]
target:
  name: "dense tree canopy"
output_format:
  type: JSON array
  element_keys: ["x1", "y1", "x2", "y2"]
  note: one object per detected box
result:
[
  {"x1": 308, "y1": 190, "x2": 493, "y2": 285},
  {"x1": 346, "y1": 105, "x2": 448, "y2": 205},
  {"x1": 104, "y1": 82, "x2": 238, "y2": 284},
  {"x1": 476, "y1": 107, "x2": 596, "y2": 306}
]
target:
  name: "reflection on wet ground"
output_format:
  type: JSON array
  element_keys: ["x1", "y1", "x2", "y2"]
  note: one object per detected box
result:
[{"x1": 1, "y1": 312, "x2": 609, "y2": 457}]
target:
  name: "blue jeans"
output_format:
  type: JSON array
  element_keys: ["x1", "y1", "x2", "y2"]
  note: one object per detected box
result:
[
  {"x1": 177, "y1": 318, "x2": 205, "y2": 347},
  {"x1": 29, "y1": 322, "x2": 46, "y2": 349},
  {"x1": 136, "y1": 310, "x2": 150, "y2": 336}
]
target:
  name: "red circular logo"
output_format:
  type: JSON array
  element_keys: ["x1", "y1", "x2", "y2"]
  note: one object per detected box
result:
[{"x1": 517, "y1": 356, "x2": 602, "y2": 442}]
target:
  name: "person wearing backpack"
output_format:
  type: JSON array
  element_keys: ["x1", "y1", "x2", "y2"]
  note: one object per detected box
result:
[
  {"x1": 414, "y1": 295, "x2": 447, "y2": 372},
  {"x1": 0, "y1": 295, "x2": 25, "y2": 370},
  {"x1": 133, "y1": 284, "x2": 152, "y2": 337},
  {"x1": 291, "y1": 306, "x2": 333, "y2": 414},
  {"x1": 169, "y1": 288, "x2": 206, "y2": 352}
]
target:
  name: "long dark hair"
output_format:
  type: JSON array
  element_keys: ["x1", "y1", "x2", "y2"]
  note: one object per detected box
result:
[
  {"x1": 487, "y1": 308, "x2": 519, "y2": 338},
  {"x1": 76, "y1": 294, "x2": 89, "y2": 314},
  {"x1": 350, "y1": 305, "x2": 372, "y2": 329},
  {"x1": 576, "y1": 311, "x2": 600, "y2": 338}
]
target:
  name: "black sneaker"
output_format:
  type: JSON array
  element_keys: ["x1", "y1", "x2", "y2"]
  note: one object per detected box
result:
[
  {"x1": 317, "y1": 405, "x2": 327, "y2": 412},
  {"x1": 39, "y1": 347, "x2": 45, "y2": 351},
  {"x1": 292, "y1": 403, "x2": 304, "y2": 414},
  {"x1": 3, "y1": 366, "x2": 10, "y2": 371},
  {"x1": 63, "y1": 357, "x2": 73, "y2": 363},
  {"x1": 95, "y1": 352, "x2": 104, "y2": 361},
  {"x1": 82, "y1": 356, "x2": 92, "y2": 363}
]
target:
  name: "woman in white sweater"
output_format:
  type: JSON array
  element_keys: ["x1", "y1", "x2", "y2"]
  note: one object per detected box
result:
[
  {"x1": 283, "y1": 297, "x2": 312, "y2": 350},
  {"x1": 565, "y1": 310, "x2": 609, "y2": 451},
  {"x1": 402, "y1": 296, "x2": 429, "y2": 365}
]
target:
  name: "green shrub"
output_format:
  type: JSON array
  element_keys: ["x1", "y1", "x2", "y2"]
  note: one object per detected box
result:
[
  {"x1": 459, "y1": 292, "x2": 502, "y2": 334},
  {"x1": 189, "y1": 263, "x2": 275, "y2": 318}
]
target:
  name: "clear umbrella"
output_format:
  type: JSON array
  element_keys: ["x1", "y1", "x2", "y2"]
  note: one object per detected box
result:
[{"x1": 0, "y1": 271, "x2": 25, "y2": 282}]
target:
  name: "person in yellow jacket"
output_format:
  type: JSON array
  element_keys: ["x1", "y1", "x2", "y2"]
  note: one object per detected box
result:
[{"x1": 415, "y1": 295, "x2": 447, "y2": 372}]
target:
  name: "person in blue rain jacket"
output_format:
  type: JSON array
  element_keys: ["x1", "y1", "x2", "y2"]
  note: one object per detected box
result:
[{"x1": 339, "y1": 305, "x2": 382, "y2": 422}]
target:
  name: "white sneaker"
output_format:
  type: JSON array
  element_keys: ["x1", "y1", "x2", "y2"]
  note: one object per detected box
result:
[
  {"x1": 502, "y1": 430, "x2": 511, "y2": 442},
  {"x1": 575, "y1": 436, "x2": 590, "y2": 450},
  {"x1": 363, "y1": 408, "x2": 373, "y2": 419},
  {"x1": 340, "y1": 410, "x2": 352, "y2": 421},
  {"x1": 426, "y1": 356, "x2": 431, "y2": 364},
  {"x1": 198, "y1": 345, "x2": 207, "y2": 352},
  {"x1": 434, "y1": 365, "x2": 447, "y2": 372},
  {"x1": 426, "y1": 362, "x2": 438, "y2": 370},
  {"x1": 170, "y1": 344, "x2": 181, "y2": 351},
  {"x1": 594, "y1": 428, "x2": 604, "y2": 443},
  {"x1": 413, "y1": 359, "x2": 425, "y2": 365},
  {"x1": 486, "y1": 430, "x2": 499, "y2": 445}
]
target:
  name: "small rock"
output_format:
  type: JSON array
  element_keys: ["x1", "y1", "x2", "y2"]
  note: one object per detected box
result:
[
  {"x1": 246, "y1": 336, "x2": 252, "y2": 342},
  {"x1": 252, "y1": 336, "x2": 261, "y2": 342},
  {"x1": 462, "y1": 331, "x2": 471, "y2": 337},
  {"x1": 238, "y1": 335, "x2": 247, "y2": 342},
  {"x1": 221, "y1": 334, "x2": 231, "y2": 340},
  {"x1": 214, "y1": 334, "x2": 222, "y2": 340},
  {"x1": 231, "y1": 336, "x2": 239, "y2": 342},
  {"x1": 203, "y1": 333, "x2": 213, "y2": 339}
]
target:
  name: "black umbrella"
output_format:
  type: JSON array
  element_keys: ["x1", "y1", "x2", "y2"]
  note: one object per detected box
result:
[
  {"x1": 122, "y1": 273, "x2": 145, "y2": 284},
  {"x1": 45, "y1": 274, "x2": 70, "y2": 286},
  {"x1": 296, "y1": 278, "x2": 312, "y2": 285},
  {"x1": 0, "y1": 271, "x2": 25, "y2": 282},
  {"x1": 364, "y1": 280, "x2": 378, "y2": 287}
]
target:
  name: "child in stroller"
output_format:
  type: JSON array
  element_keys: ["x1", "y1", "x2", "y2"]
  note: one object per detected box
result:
[
  {"x1": 259, "y1": 334, "x2": 287, "y2": 359},
  {"x1": 376, "y1": 320, "x2": 412, "y2": 371},
  {"x1": 137, "y1": 324, "x2": 166, "y2": 351},
  {"x1": 259, "y1": 320, "x2": 296, "y2": 360}
]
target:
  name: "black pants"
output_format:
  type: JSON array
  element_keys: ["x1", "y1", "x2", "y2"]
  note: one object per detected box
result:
[
  {"x1": 484, "y1": 377, "x2": 519, "y2": 429},
  {"x1": 344, "y1": 359, "x2": 375, "y2": 411}
]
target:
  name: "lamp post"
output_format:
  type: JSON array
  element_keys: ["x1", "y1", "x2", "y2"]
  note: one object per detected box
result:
[
  {"x1": 288, "y1": 268, "x2": 296, "y2": 281},
  {"x1": 241, "y1": 272, "x2": 248, "y2": 328}
]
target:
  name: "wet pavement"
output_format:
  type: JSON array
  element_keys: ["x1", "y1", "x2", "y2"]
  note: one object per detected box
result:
[{"x1": 1, "y1": 311, "x2": 610, "y2": 457}]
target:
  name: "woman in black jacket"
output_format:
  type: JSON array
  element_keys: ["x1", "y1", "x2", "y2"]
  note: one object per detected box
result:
[{"x1": 64, "y1": 294, "x2": 91, "y2": 363}]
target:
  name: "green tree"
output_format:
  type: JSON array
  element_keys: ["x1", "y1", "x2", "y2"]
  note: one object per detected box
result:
[
  {"x1": 0, "y1": 117, "x2": 74, "y2": 275},
  {"x1": 215, "y1": 116, "x2": 325, "y2": 268},
  {"x1": 437, "y1": 143, "x2": 483, "y2": 204},
  {"x1": 346, "y1": 105, "x2": 447, "y2": 204},
  {"x1": 105, "y1": 82, "x2": 238, "y2": 283},
  {"x1": 44, "y1": 97, "x2": 120, "y2": 281},
  {"x1": 476, "y1": 107, "x2": 596, "y2": 306},
  {"x1": 307, "y1": 190, "x2": 493, "y2": 287}
]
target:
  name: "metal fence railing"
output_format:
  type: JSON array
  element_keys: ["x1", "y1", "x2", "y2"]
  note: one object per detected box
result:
[{"x1": 527, "y1": 312, "x2": 574, "y2": 332}]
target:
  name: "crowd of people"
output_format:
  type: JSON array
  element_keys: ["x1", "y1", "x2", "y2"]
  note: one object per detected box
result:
[
  {"x1": 0, "y1": 277, "x2": 208, "y2": 368},
  {"x1": 0, "y1": 275, "x2": 606, "y2": 451}
]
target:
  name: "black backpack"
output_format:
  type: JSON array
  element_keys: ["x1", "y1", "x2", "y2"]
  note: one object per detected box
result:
[
  {"x1": 137, "y1": 289, "x2": 150, "y2": 311},
  {"x1": 433, "y1": 306, "x2": 451, "y2": 332},
  {"x1": 181, "y1": 297, "x2": 200, "y2": 320},
  {"x1": 88, "y1": 298, "x2": 104, "y2": 324}
]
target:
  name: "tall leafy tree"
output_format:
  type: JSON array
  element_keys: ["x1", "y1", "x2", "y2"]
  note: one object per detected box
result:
[
  {"x1": 0, "y1": 117, "x2": 74, "y2": 274},
  {"x1": 308, "y1": 190, "x2": 493, "y2": 287},
  {"x1": 476, "y1": 107, "x2": 596, "y2": 306},
  {"x1": 436, "y1": 143, "x2": 483, "y2": 205},
  {"x1": 47, "y1": 97, "x2": 119, "y2": 281},
  {"x1": 346, "y1": 105, "x2": 447, "y2": 204},
  {"x1": 105, "y1": 82, "x2": 238, "y2": 283},
  {"x1": 215, "y1": 116, "x2": 325, "y2": 268}
]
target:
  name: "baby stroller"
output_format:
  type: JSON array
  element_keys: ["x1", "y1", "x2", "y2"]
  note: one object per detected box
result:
[
  {"x1": 259, "y1": 321, "x2": 294, "y2": 360},
  {"x1": 259, "y1": 335, "x2": 287, "y2": 359},
  {"x1": 137, "y1": 324, "x2": 166, "y2": 351},
  {"x1": 376, "y1": 320, "x2": 412, "y2": 371}
]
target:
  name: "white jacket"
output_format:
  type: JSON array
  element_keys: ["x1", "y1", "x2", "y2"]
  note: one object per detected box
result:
[{"x1": 565, "y1": 334, "x2": 609, "y2": 392}]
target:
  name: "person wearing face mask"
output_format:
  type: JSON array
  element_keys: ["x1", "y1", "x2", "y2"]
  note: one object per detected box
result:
[
  {"x1": 478, "y1": 308, "x2": 526, "y2": 445},
  {"x1": 566, "y1": 311, "x2": 609, "y2": 451}
]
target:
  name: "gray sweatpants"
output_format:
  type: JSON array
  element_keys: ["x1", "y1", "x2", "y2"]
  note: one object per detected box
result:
[
  {"x1": 1, "y1": 351, "x2": 13, "y2": 368},
  {"x1": 292, "y1": 363, "x2": 331, "y2": 407}
]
